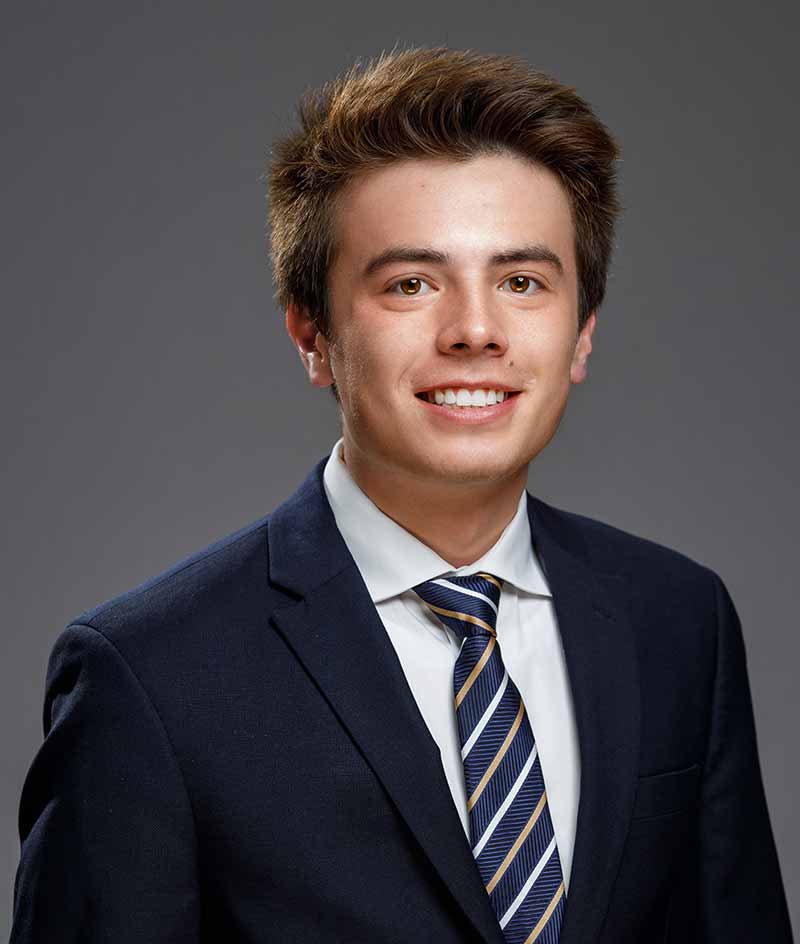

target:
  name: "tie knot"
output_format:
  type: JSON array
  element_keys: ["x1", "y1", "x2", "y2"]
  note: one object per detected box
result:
[{"x1": 411, "y1": 572, "x2": 503, "y2": 639}]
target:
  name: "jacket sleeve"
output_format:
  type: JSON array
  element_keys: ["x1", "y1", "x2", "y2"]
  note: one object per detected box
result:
[
  {"x1": 10, "y1": 622, "x2": 201, "y2": 943},
  {"x1": 696, "y1": 571, "x2": 794, "y2": 941}
]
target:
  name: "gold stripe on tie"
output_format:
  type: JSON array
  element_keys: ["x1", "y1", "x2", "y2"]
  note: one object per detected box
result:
[
  {"x1": 523, "y1": 881, "x2": 565, "y2": 943},
  {"x1": 455, "y1": 636, "x2": 497, "y2": 708},
  {"x1": 476, "y1": 572, "x2": 503, "y2": 591},
  {"x1": 467, "y1": 700, "x2": 525, "y2": 811},
  {"x1": 485, "y1": 790, "x2": 548, "y2": 893},
  {"x1": 423, "y1": 602, "x2": 498, "y2": 637}
]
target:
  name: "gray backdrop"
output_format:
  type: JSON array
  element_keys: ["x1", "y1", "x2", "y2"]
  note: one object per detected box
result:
[{"x1": 2, "y1": 0, "x2": 797, "y2": 935}]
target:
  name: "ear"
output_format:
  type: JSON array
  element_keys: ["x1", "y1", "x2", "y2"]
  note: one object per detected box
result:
[
  {"x1": 285, "y1": 301, "x2": 334, "y2": 388},
  {"x1": 570, "y1": 311, "x2": 596, "y2": 384}
]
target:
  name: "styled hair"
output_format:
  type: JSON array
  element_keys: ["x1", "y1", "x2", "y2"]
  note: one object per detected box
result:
[{"x1": 267, "y1": 44, "x2": 621, "y2": 346}]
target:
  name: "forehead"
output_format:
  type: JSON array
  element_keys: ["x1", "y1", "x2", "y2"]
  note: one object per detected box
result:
[{"x1": 330, "y1": 152, "x2": 576, "y2": 274}]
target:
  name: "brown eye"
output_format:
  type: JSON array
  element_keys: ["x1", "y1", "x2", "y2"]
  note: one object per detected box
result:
[
  {"x1": 387, "y1": 277, "x2": 432, "y2": 297},
  {"x1": 399, "y1": 278, "x2": 422, "y2": 295},
  {"x1": 501, "y1": 275, "x2": 541, "y2": 296}
]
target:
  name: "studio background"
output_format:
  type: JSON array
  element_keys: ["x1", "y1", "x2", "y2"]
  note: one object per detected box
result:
[{"x1": 2, "y1": 1, "x2": 797, "y2": 935}]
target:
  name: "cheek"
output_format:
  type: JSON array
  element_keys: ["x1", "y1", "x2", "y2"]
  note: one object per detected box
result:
[
  {"x1": 518, "y1": 321, "x2": 575, "y2": 379},
  {"x1": 329, "y1": 320, "x2": 370, "y2": 386},
  {"x1": 330, "y1": 329, "x2": 395, "y2": 414},
  {"x1": 336, "y1": 315, "x2": 418, "y2": 393}
]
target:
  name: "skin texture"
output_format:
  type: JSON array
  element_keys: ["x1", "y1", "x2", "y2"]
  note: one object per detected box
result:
[{"x1": 286, "y1": 152, "x2": 596, "y2": 566}]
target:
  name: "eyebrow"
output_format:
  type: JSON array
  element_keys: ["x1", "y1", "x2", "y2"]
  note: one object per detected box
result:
[{"x1": 362, "y1": 243, "x2": 564, "y2": 278}]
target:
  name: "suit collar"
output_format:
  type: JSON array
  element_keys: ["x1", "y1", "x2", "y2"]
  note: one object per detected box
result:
[
  {"x1": 327, "y1": 436, "x2": 553, "y2": 600},
  {"x1": 267, "y1": 453, "x2": 351, "y2": 597},
  {"x1": 268, "y1": 455, "x2": 641, "y2": 944},
  {"x1": 278, "y1": 439, "x2": 551, "y2": 601}
]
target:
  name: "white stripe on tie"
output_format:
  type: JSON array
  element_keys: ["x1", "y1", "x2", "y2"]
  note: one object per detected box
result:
[
  {"x1": 461, "y1": 670, "x2": 509, "y2": 760},
  {"x1": 432, "y1": 578, "x2": 499, "y2": 615},
  {"x1": 499, "y1": 834, "x2": 557, "y2": 929},
  {"x1": 472, "y1": 744, "x2": 538, "y2": 857}
]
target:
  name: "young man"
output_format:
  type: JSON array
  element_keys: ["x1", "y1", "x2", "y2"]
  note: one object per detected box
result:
[{"x1": 11, "y1": 47, "x2": 792, "y2": 943}]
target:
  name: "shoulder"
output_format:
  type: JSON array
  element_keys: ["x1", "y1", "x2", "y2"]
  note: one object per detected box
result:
[
  {"x1": 530, "y1": 497, "x2": 734, "y2": 685},
  {"x1": 65, "y1": 511, "x2": 276, "y2": 653},
  {"x1": 529, "y1": 493, "x2": 722, "y2": 604}
]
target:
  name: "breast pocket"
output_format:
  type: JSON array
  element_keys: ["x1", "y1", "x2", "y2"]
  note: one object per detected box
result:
[{"x1": 631, "y1": 763, "x2": 702, "y2": 821}]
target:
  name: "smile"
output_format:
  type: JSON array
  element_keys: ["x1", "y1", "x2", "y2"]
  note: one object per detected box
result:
[
  {"x1": 414, "y1": 387, "x2": 522, "y2": 424},
  {"x1": 415, "y1": 387, "x2": 521, "y2": 407}
]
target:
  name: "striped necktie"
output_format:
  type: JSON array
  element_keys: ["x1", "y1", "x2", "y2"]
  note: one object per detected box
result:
[{"x1": 412, "y1": 571, "x2": 565, "y2": 943}]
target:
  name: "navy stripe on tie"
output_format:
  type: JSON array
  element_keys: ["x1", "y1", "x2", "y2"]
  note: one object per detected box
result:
[{"x1": 412, "y1": 572, "x2": 565, "y2": 943}]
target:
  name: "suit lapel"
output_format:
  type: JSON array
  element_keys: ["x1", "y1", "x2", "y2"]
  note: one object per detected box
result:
[
  {"x1": 526, "y1": 495, "x2": 641, "y2": 944},
  {"x1": 268, "y1": 457, "x2": 507, "y2": 944},
  {"x1": 267, "y1": 457, "x2": 640, "y2": 944}
]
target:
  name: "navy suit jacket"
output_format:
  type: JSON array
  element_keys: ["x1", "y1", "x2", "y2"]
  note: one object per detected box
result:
[{"x1": 10, "y1": 455, "x2": 794, "y2": 942}]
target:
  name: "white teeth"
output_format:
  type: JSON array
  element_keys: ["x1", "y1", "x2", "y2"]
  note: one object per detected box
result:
[{"x1": 423, "y1": 387, "x2": 514, "y2": 407}]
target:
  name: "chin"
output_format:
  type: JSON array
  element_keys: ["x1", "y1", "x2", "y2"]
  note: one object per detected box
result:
[{"x1": 404, "y1": 446, "x2": 525, "y2": 486}]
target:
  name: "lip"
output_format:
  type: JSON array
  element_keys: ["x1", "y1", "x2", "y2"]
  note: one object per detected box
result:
[
  {"x1": 414, "y1": 381, "x2": 520, "y2": 394},
  {"x1": 415, "y1": 391, "x2": 521, "y2": 424}
]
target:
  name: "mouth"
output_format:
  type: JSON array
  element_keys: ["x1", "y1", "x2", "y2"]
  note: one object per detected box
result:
[
  {"x1": 413, "y1": 386, "x2": 522, "y2": 425},
  {"x1": 414, "y1": 388, "x2": 521, "y2": 408}
]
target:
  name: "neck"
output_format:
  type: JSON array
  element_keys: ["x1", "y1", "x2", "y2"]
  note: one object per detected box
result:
[{"x1": 340, "y1": 438, "x2": 527, "y2": 568}]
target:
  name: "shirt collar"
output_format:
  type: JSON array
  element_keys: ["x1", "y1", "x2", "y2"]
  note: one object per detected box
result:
[{"x1": 322, "y1": 437, "x2": 552, "y2": 603}]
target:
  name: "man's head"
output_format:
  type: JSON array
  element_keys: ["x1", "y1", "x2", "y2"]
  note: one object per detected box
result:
[{"x1": 267, "y1": 46, "x2": 620, "y2": 489}]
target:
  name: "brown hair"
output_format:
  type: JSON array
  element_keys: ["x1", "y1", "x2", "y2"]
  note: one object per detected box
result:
[{"x1": 267, "y1": 44, "x2": 621, "y2": 347}]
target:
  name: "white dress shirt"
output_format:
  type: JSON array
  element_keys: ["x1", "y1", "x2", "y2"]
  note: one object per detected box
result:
[{"x1": 322, "y1": 437, "x2": 581, "y2": 892}]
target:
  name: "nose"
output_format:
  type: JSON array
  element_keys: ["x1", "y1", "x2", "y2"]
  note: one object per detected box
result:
[{"x1": 436, "y1": 286, "x2": 509, "y2": 358}]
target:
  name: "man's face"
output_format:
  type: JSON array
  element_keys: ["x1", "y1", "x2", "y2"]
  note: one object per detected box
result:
[{"x1": 292, "y1": 151, "x2": 595, "y2": 487}]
